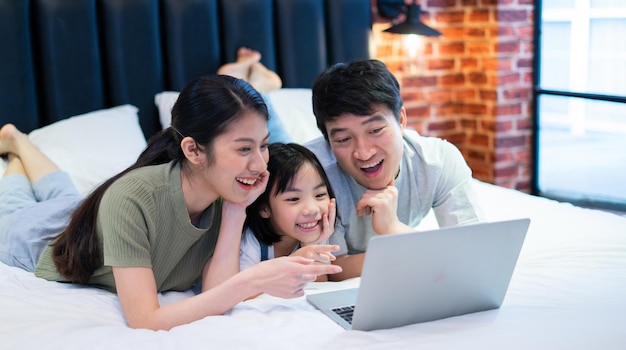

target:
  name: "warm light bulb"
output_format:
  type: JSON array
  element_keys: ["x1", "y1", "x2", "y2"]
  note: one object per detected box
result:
[
  {"x1": 404, "y1": 34, "x2": 423, "y2": 59},
  {"x1": 403, "y1": 34, "x2": 424, "y2": 75}
]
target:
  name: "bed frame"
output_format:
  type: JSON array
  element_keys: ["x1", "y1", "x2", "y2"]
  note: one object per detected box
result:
[{"x1": 0, "y1": 0, "x2": 372, "y2": 137}]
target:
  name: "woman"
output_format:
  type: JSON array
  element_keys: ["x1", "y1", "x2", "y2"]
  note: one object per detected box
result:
[{"x1": 0, "y1": 75, "x2": 341, "y2": 330}]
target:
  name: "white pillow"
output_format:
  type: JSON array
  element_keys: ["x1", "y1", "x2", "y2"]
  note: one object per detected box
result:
[
  {"x1": 154, "y1": 89, "x2": 322, "y2": 144},
  {"x1": 154, "y1": 91, "x2": 179, "y2": 130},
  {"x1": 266, "y1": 88, "x2": 321, "y2": 144},
  {"x1": 24, "y1": 105, "x2": 147, "y2": 195},
  {"x1": 0, "y1": 158, "x2": 5, "y2": 178}
]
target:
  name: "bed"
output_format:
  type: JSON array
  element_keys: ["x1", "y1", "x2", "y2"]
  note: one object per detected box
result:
[{"x1": 2, "y1": 1, "x2": 626, "y2": 349}]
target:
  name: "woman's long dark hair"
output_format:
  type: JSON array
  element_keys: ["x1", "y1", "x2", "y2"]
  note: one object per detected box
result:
[
  {"x1": 52, "y1": 74, "x2": 268, "y2": 284},
  {"x1": 245, "y1": 142, "x2": 336, "y2": 246}
]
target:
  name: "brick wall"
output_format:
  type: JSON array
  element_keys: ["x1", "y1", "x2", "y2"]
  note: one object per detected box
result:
[{"x1": 371, "y1": 0, "x2": 534, "y2": 191}]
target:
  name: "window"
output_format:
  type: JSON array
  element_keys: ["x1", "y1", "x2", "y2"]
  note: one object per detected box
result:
[{"x1": 534, "y1": 0, "x2": 626, "y2": 211}]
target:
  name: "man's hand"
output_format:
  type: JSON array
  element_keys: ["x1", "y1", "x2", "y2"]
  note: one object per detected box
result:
[{"x1": 355, "y1": 179, "x2": 412, "y2": 234}]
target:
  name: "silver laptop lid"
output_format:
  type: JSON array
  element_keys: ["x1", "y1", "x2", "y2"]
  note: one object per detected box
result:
[{"x1": 351, "y1": 218, "x2": 530, "y2": 331}]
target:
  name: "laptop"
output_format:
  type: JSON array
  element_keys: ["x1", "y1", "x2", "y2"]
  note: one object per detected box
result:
[{"x1": 306, "y1": 218, "x2": 530, "y2": 331}]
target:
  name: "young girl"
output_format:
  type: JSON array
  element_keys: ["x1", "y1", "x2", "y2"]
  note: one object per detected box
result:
[
  {"x1": 240, "y1": 143, "x2": 340, "y2": 282},
  {"x1": 0, "y1": 75, "x2": 341, "y2": 331}
]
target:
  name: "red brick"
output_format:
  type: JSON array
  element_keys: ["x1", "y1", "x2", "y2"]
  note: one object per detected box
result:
[
  {"x1": 441, "y1": 27, "x2": 465, "y2": 39},
  {"x1": 426, "y1": 90, "x2": 453, "y2": 104},
  {"x1": 461, "y1": 118, "x2": 478, "y2": 129},
  {"x1": 479, "y1": 89, "x2": 498, "y2": 101},
  {"x1": 496, "y1": 41, "x2": 520, "y2": 54},
  {"x1": 497, "y1": 72, "x2": 521, "y2": 85},
  {"x1": 440, "y1": 73, "x2": 466, "y2": 86},
  {"x1": 515, "y1": 181, "x2": 531, "y2": 193},
  {"x1": 469, "y1": 9, "x2": 491, "y2": 22},
  {"x1": 401, "y1": 91, "x2": 425, "y2": 102},
  {"x1": 523, "y1": 71, "x2": 533, "y2": 84},
  {"x1": 435, "y1": 11, "x2": 466, "y2": 24},
  {"x1": 470, "y1": 133, "x2": 490, "y2": 147},
  {"x1": 428, "y1": 120, "x2": 458, "y2": 131},
  {"x1": 494, "y1": 103, "x2": 522, "y2": 116},
  {"x1": 461, "y1": 57, "x2": 479, "y2": 69},
  {"x1": 494, "y1": 164, "x2": 518, "y2": 177},
  {"x1": 516, "y1": 57, "x2": 533, "y2": 69},
  {"x1": 493, "y1": 26, "x2": 515, "y2": 38},
  {"x1": 427, "y1": 0, "x2": 457, "y2": 8},
  {"x1": 467, "y1": 42, "x2": 491, "y2": 55},
  {"x1": 482, "y1": 58, "x2": 500, "y2": 71},
  {"x1": 467, "y1": 149, "x2": 487, "y2": 161},
  {"x1": 428, "y1": 58, "x2": 455, "y2": 70},
  {"x1": 469, "y1": 72, "x2": 488, "y2": 84},
  {"x1": 480, "y1": 120, "x2": 496, "y2": 131},
  {"x1": 406, "y1": 105, "x2": 431, "y2": 118},
  {"x1": 434, "y1": 103, "x2": 463, "y2": 117},
  {"x1": 495, "y1": 151, "x2": 514, "y2": 162},
  {"x1": 438, "y1": 42, "x2": 465, "y2": 55},
  {"x1": 503, "y1": 87, "x2": 531, "y2": 100},
  {"x1": 497, "y1": 10, "x2": 529, "y2": 22},
  {"x1": 403, "y1": 75, "x2": 438, "y2": 88},
  {"x1": 516, "y1": 117, "x2": 533, "y2": 130},
  {"x1": 464, "y1": 103, "x2": 488, "y2": 115},
  {"x1": 496, "y1": 120, "x2": 513, "y2": 131},
  {"x1": 456, "y1": 89, "x2": 477, "y2": 100},
  {"x1": 516, "y1": 25, "x2": 534, "y2": 40},
  {"x1": 443, "y1": 132, "x2": 467, "y2": 146},
  {"x1": 495, "y1": 135, "x2": 526, "y2": 148},
  {"x1": 465, "y1": 27, "x2": 486, "y2": 38}
]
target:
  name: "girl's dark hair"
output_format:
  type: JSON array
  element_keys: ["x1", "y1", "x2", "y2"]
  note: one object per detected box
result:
[
  {"x1": 245, "y1": 142, "x2": 336, "y2": 246},
  {"x1": 52, "y1": 74, "x2": 268, "y2": 284},
  {"x1": 312, "y1": 59, "x2": 403, "y2": 140}
]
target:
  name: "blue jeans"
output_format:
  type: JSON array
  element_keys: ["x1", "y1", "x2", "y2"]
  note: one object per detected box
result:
[{"x1": 0, "y1": 171, "x2": 81, "y2": 271}]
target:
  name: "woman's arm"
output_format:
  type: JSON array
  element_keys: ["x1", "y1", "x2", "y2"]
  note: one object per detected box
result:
[
  {"x1": 113, "y1": 266, "x2": 254, "y2": 330},
  {"x1": 114, "y1": 256, "x2": 342, "y2": 330},
  {"x1": 201, "y1": 201, "x2": 248, "y2": 291}
]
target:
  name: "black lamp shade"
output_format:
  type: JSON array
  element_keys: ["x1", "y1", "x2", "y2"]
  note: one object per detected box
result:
[{"x1": 383, "y1": 4, "x2": 441, "y2": 37}]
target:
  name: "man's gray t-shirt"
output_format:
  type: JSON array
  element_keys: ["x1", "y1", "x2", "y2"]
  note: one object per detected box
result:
[{"x1": 305, "y1": 129, "x2": 482, "y2": 255}]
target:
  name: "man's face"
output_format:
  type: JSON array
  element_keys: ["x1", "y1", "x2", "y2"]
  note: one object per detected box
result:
[{"x1": 325, "y1": 105, "x2": 406, "y2": 190}]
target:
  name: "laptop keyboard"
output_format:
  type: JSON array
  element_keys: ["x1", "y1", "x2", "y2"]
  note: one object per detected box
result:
[{"x1": 332, "y1": 305, "x2": 355, "y2": 324}]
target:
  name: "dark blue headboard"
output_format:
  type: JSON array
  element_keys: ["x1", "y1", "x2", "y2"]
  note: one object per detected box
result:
[{"x1": 0, "y1": 0, "x2": 372, "y2": 138}]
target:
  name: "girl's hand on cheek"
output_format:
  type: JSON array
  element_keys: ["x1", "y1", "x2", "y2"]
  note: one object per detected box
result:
[{"x1": 318, "y1": 198, "x2": 336, "y2": 243}]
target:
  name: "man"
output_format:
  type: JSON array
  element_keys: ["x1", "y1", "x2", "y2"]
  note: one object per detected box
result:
[{"x1": 305, "y1": 60, "x2": 483, "y2": 280}]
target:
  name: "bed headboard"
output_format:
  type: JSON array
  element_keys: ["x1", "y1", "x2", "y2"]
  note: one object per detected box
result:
[{"x1": 0, "y1": 0, "x2": 372, "y2": 138}]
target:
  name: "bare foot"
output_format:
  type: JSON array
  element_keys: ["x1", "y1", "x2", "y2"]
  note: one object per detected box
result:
[
  {"x1": 0, "y1": 124, "x2": 22, "y2": 155},
  {"x1": 217, "y1": 47, "x2": 262, "y2": 81},
  {"x1": 236, "y1": 47, "x2": 261, "y2": 63},
  {"x1": 249, "y1": 63, "x2": 282, "y2": 93}
]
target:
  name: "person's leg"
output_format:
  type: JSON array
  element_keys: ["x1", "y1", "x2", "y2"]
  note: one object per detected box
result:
[
  {"x1": 0, "y1": 124, "x2": 60, "y2": 183},
  {"x1": 249, "y1": 61, "x2": 282, "y2": 93},
  {"x1": 217, "y1": 47, "x2": 282, "y2": 93},
  {"x1": 0, "y1": 154, "x2": 36, "y2": 216},
  {"x1": 216, "y1": 47, "x2": 261, "y2": 81}
]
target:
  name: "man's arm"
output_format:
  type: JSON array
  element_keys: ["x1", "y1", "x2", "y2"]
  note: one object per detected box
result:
[{"x1": 328, "y1": 253, "x2": 365, "y2": 281}]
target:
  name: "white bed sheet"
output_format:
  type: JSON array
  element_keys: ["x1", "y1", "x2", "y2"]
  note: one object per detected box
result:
[{"x1": 2, "y1": 179, "x2": 625, "y2": 350}]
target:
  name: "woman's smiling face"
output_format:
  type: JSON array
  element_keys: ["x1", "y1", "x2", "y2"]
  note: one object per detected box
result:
[{"x1": 203, "y1": 112, "x2": 270, "y2": 204}]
